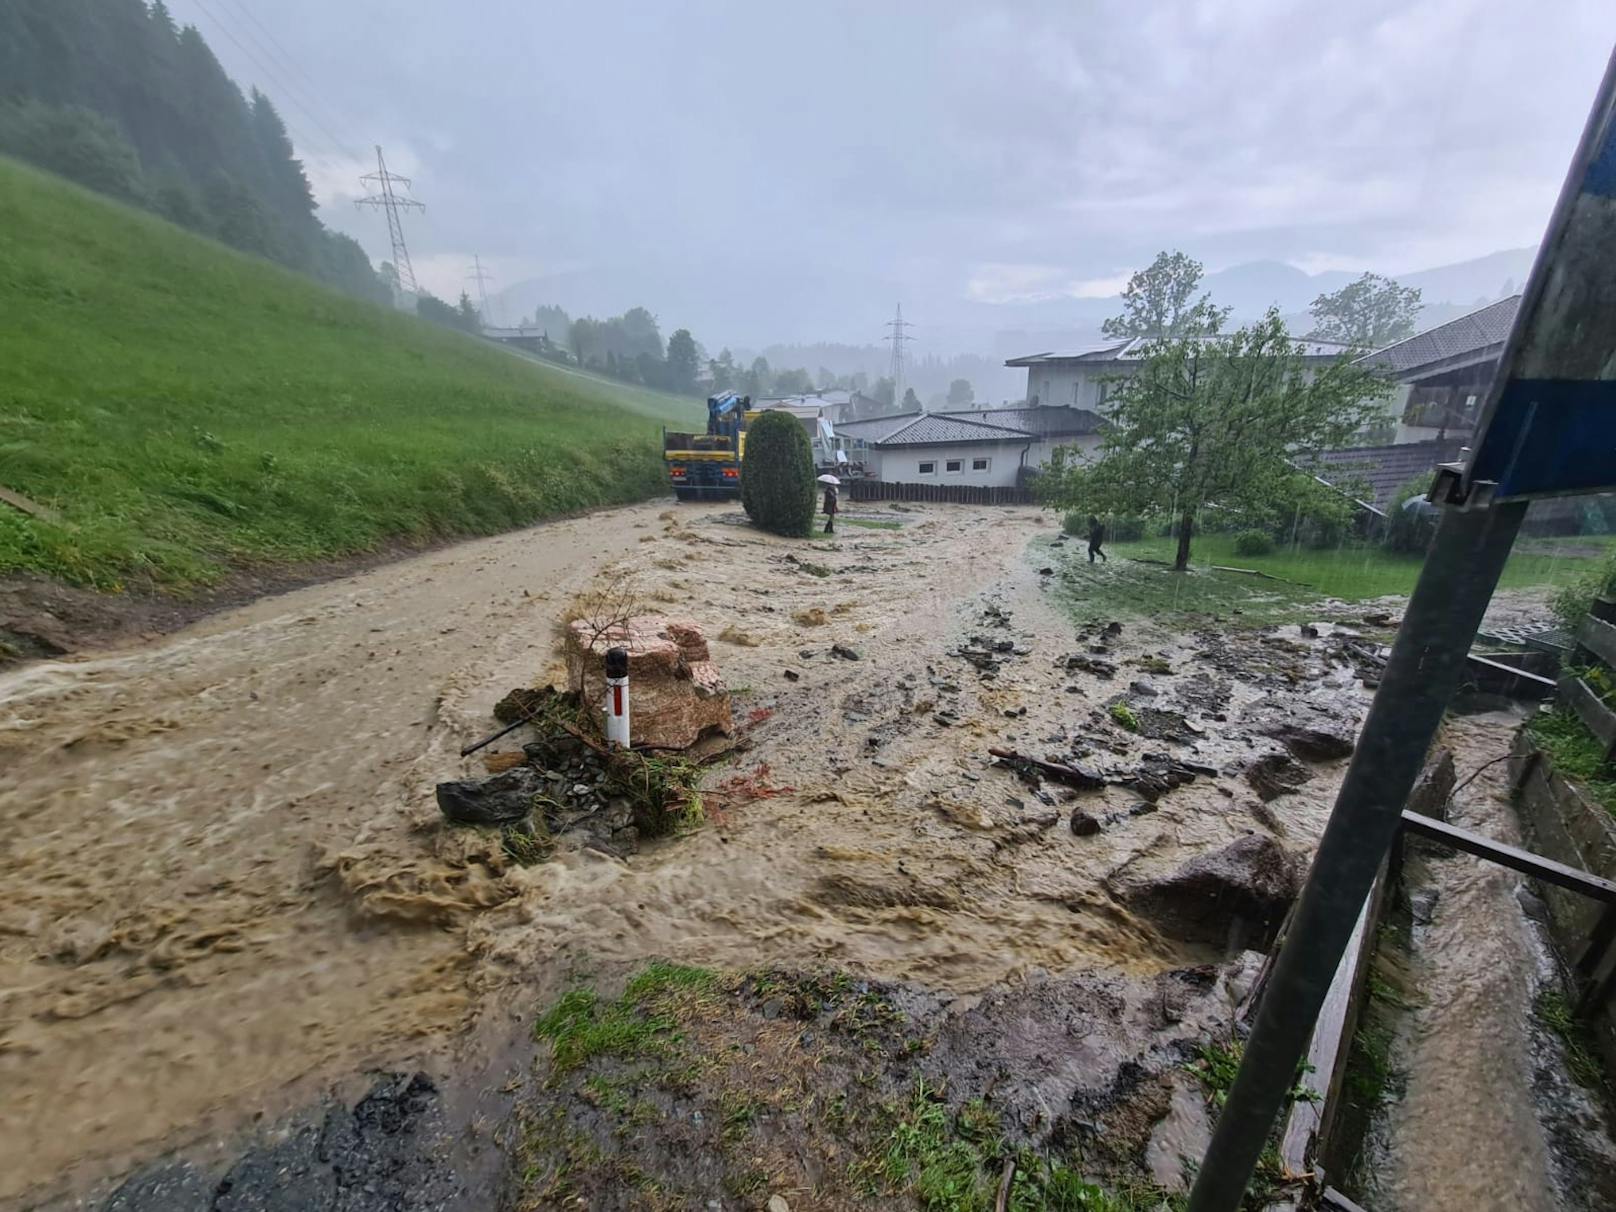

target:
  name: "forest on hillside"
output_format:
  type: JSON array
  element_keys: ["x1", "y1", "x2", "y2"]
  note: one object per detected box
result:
[{"x1": 0, "y1": 0, "x2": 386, "y2": 304}]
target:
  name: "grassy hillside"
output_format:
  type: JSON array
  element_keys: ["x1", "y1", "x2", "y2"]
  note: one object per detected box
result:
[{"x1": 0, "y1": 157, "x2": 701, "y2": 591}]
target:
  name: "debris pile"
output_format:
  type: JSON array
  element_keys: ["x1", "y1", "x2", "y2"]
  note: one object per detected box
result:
[{"x1": 1118, "y1": 834, "x2": 1302, "y2": 951}]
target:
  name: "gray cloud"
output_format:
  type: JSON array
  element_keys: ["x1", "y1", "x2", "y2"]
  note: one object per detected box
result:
[{"x1": 168, "y1": 0, "x2": 1614, "y2": 348}]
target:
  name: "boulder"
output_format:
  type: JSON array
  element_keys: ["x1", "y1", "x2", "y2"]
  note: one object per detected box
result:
[
  {"x1": 1245, "y1": 752, "x2": 1312, "y2": 801},
  {"x1": 1123, "y1": 835, "x2": 1301, "y2": 949},
  {"x1": 565, "y1": 615, "x2": 732, "y2": 750},
  {"x1": 1241, "y1": 696, "x2": 1360, "y2": 762},
  {"x1": 435, "y1": 766, "x2": 542, "y2": 826},
  {"x1": 1405, "y1": 746, "x2": 1456, "y2": 819}
]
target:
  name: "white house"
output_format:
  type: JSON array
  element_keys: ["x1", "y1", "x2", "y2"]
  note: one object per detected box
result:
[
  {"x1": 833, "y1": 412, "x2": 1038, "y2": 487},
  {"x1": 1006, "y1": 335, "x2": 1353, "y2": 412}
]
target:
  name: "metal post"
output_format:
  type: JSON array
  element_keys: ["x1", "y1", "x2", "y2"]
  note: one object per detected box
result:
[
  {"x1": 604, "y1": 646, "x2": 631, "y2": 749},
  {"x1": 1187, "y1": 494, "x2": 1528, "y2": 1212}
]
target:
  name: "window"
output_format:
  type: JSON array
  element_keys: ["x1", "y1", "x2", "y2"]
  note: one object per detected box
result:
[
  {"x1": 971, "y1": 457, "x2": 990, "y2": 472},
  {"x1": 945, "y1": 459, "x2": 963, "y2": 474},
  {"x1": 917, "y1": 460, "x2": 936, "y2": 475}
]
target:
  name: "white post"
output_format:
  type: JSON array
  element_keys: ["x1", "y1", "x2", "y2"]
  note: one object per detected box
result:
[{"x1": 604, "y1": 646, "x2": 630, "y2": 748}]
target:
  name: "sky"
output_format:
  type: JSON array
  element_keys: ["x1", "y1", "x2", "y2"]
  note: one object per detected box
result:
[{"x1": 166, "y1": 0, "x2": 1615, "y2": 352}]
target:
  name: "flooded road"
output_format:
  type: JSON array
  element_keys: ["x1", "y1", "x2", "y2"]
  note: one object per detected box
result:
[{"x1": 3, "y1": 500, "x2": 1540, "y2": 1206}]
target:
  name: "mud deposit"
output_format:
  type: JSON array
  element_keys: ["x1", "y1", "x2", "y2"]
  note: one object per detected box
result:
[{"x1": 0, "y1": 500, "x2": 1553, "y2": 1206}]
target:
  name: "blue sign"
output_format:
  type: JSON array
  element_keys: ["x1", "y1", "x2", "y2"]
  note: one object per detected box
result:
[{"x1": 1464, "y1": 51, "x2": 1616, "y2": 501}]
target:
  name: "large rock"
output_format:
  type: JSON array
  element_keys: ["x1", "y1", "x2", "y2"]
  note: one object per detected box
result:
[
  {"x1": 1242, "y1": 696, "x2": 1359, "y2": 762},
  {"x1": 1123, "y1": 835, "x2": 1301, "y2": 950},
  {"x1": 1245, "y1": 752, "x2": 1312, "y2": 801},
  {"x1": 566, "y1": 615, "x2": 732, "y2": 750},
  {"x1": 436, "y1": 766, "x2": 542, "y2": 825},
  {"x1": 1406, "y1": 746, "x2": 1456, "y2": 819}
]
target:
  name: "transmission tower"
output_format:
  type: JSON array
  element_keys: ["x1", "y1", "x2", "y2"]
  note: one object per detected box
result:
[
  {"x1": 355, "y1": 146, "x2": 425, "y2": 295},
  {"x1": 884, "y1": 303, "x2": 916, "y2": 410},
  {"x1": 467, "y1": 255, "x2": 497, "y2": 326}
]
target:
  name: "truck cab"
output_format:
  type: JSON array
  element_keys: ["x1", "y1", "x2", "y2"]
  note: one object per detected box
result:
[{"x1": 663, "y1": 392, "x2": 751, "y2": 500}]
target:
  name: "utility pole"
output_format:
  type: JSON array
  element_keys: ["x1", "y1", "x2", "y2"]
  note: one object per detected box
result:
[
  {"x1": 355, "y1": 145, "x2": 425, "y2": 295},
  {"x1": 467, "y1": 255, "x2": 496, "y2": 327},
  {"x1": 884, "y1": 303, "x2": 915, "y2": 410}
]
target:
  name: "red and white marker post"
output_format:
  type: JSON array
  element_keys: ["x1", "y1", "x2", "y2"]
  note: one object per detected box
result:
[{"x1": 604, "y1": 646, "x2": 630, "y2": 749}]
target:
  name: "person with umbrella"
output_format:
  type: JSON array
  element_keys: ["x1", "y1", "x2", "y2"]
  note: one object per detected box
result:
[{"x1": 818, "y1": 474, "x2": 840, "y2": 534}]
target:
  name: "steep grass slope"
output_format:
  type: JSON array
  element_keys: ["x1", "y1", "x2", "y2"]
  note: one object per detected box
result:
[{"x1": 0, "y1": 157, "x2": 700, "y2": 591}]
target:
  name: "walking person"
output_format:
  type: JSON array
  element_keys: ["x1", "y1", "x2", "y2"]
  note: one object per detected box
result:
[
  {"x1": 1087, "y1": 515, "x2": 1107, "y2": 564},
  {"x1": 821, "y1": 481, "x2": 839, "y2": 534}
]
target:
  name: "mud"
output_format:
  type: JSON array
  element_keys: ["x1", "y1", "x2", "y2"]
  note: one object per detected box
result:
[{"x1": 0, "y1": 498, "x2": 1564, "y2": 1206}]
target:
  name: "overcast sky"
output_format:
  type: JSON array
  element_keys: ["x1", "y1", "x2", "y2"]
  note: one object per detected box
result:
[{"x1": 167, "y1": 0, "x2": 1614, "y2": 350}]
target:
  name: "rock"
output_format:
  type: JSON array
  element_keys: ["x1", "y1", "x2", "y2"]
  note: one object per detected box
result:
[
  {"x1": 768, "y1": 1198, "x2": 791, "y2": 1212},
  {"x1": 783, "y1": 669, "x2": 800, "y2": 682},
  {"x1": 830, "y1": 643, "x2": 861, "y2": 661},
  {"x1": 1103, "y1": 621, "x2": 1123, "y2": 638},
  {"x1": 566, "y1": 615, "x2": 732, "y2": 750},
  {"x1": 1064, "y1": 654, "x2": 1117, "y2": 678},
  {"x1": 1406, "y1": 746, "x2": 1456, "y2": 819},
  {"x1": 1123, "y1": 835, "x2": 1301, "y2": 949},
  {"x1": 1039, "y1": 566, "x2": 1055, "y2": 576},
  {"x1": 435, "y1": 766, "x2": 542, "y2": 826},
  {"x1": 1299, "y1": 622, "x2": 1320, "y2": 639},
  {"x1": 1515, "y1": 885, "x2": 1550, "y2": 924},
  {"x1": 1070, "y1": 808, "x2": 1103, "y2": 837},
  {"x1": 1246, "y1": 799, "x2": 1286, "y2": 836},
  {"x1": 1241, "y1": 699, "x2": 1358, "y2": 762},
  {"x1": 1245, "y1": 753, "x2": 1313, "y2": 801},
  {"x1": 792, "y1": 607, "x2": 829, "y2": 626},
  {"x1": 1409, "y1": 885, "x2": 1441, "y2": 925},
  {"x1": 1129, "y1": 679, "x2": 1158, "y2": 697}
]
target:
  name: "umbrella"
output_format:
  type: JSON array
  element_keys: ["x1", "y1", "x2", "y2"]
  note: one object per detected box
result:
[{"x1": 817, "y1": 474, "x2": 842, "y2": 485}]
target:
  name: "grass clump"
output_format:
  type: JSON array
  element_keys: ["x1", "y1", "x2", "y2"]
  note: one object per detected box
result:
[
  {"x1": 1526, "y1": 708, "x2": 1616, "y2": 817},
  {"x1": 535, "y1": 962, "x2": 719, "y2": 1075},
  {"x1": 0, "y1": 157, "x2": 700, "y2": 592},
  {"x1": 1537, "y1": 988, "x2": 1608, "y2": 1091},
  {"x1": 1109, "y1": 703, "x2": 1141, "y2": 733},
  {"x1": 844, "y1": 517, "x2": 902, "y2": 531}
]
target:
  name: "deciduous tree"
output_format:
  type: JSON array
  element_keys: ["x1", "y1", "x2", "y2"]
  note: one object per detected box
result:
[
  {"x1": 1308, "y1": 273, "x2": 1422, "y2": 350},
  {"x1": 1101, "y1": 250, "x2": 1229, "y2": 340},
  {"x1": 1041, "y1": 310, "x2": 1387, "y2": 570},
  {"x1": 666, "y1": 328, "x2": 699, "y2": 394},
  {"x1": 946, "y1": 378, "x2": 975, "y2": 407}
]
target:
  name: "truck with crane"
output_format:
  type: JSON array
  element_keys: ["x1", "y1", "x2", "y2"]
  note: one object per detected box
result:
[{"x1": 663, "y1": 391, "x2": 753, "y2": 501}]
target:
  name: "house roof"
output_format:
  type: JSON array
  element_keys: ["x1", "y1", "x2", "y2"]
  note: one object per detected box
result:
[
  {"x1": 1356, "y1": 295, "x2": 1520, "y2": 379},
  {"x1": 870, "y1": 413, "x2": 1035, "y2": 447},
  {"x1": 1307, "y1": 438, "x2": 1469, "y2": 509},
  {"x1": 832, "y1": 410, "x2": 925, "y2": 442},
  {"x1": 936, "y1": 405, "x2": 1104, "y2": 437},
  {"x1": 1006, "y1": 334, "x2": 1352, "y2": 368}
]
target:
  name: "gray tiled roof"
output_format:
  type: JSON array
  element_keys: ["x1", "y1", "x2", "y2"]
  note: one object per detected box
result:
[
  {"x1": 1007, "y1": 334, "x2": 1351, "y2": 367},
  {"x1": 831, "y1": 410, "x2": 924, "y2": 442},
  {"x1": 1308, "y1": 439, "x2": 1469, "y2": 508},
  {"x1": 937, "y1": 405, "x2": 1104, "y2": 437},
  {"x1": 872, "y1": 414, "x2": 1035, "y2": 447},
  {"x1": 1358, "y1": 295, "x2": 1520, "y2": 377}
]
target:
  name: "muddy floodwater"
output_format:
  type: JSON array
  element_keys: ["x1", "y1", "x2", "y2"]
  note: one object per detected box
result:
[{"x1": 0, "y1": 501, "x2": 1576, "y2": 1206}]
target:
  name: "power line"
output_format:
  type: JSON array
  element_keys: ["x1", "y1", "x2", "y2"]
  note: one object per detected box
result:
[
  {"x1": 190, "y1": 0, "x2": 357, "y2": 162},
  {"x1": 215, "y1": 0, "x2": 366, "y2": 146},
  {"x1": 355, "y1": 146, "x2": 425, "y2": 294},
  {"x1": 467, "y1": 255, "x2": 497, "y2": 326},
  {"x1": 884, "y1": 303, "x2": 916, "y2": 409}
]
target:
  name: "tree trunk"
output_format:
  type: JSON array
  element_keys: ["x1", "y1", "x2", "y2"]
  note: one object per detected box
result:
[{"x1": 1174, "y1": 509, "x2": 1194, "y2": 571}]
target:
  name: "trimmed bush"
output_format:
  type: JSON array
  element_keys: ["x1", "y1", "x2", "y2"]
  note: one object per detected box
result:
[
  {"x1": 1379, "y1": 475, "x2": 1438, "y2": 555},
  {"x1": 1233, "y1": 529, "x2": 1275, "y2": 557},
  {"x1": 741, "y1": 410, "x2": 816, "y2": 537}
]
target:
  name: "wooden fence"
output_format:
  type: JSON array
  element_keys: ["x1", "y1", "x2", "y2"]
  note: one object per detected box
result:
[{"x1": 845, "y1": 479, "x2": 1035, "y2": 506}]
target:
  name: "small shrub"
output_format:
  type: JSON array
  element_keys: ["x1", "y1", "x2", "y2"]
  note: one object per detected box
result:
[
  {"x1": 1551, "y1": 547, "x2": 1616, "y2": 632},
  {"x1": 1109, "y1": 703, "x2": 1140, "y2": 732},
  {"x1": 1380, "y1": 475, "x2": 1439, "y2": 555},
  {"x1": 1062, "y1": 511, "x2": 1086, "y2": 536},
  {"x1": 1109, "y1": 514, "x2": 1146, "y2": 542},
  {"x1": 1233, "y1": 529, "x2": 1275, "y2": 557},
  {"x1": 741, "y1": 410, "x2": 816, "y2": 537}
]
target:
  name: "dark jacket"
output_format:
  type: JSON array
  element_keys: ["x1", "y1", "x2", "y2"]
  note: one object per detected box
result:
[{"x1": 823, "y1": 489, "x2": 839, "y2": 515}]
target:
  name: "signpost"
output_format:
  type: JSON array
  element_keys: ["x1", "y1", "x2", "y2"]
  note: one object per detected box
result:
[{"x1": 1188, "y1": 44, "x2": 1616, "y2": 1212}]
